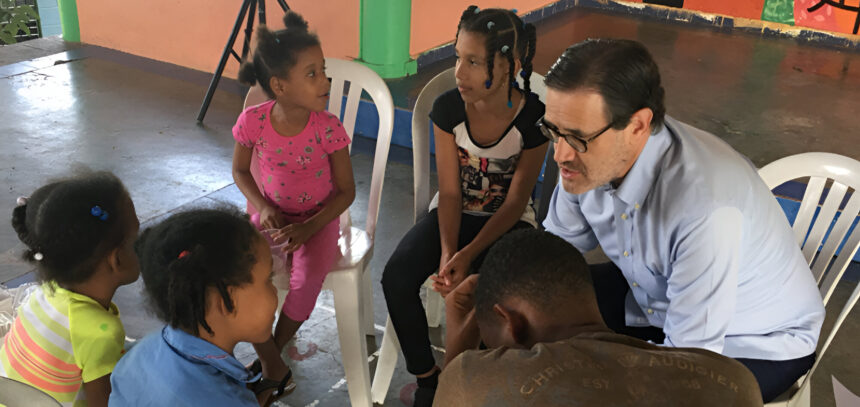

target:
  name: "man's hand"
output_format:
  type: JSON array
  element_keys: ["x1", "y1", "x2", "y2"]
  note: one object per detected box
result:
[{"x1": 444, "y1": 274, "x2": 481, "y2": 366}]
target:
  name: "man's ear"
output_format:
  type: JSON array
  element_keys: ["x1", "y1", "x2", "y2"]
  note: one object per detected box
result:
[
  {"x1": 628, "y1": 107, "x2": 654, "y2": 140},
  {"x1": 493, "y1": 303, "x2": 530, "y2": 347}
]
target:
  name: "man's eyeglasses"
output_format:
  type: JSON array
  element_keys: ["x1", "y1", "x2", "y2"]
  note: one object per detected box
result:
[{"x1": 537, "y1": 116, "x2": 617, "y2": 153}]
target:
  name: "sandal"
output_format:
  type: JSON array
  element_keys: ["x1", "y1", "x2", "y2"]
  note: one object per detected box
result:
[{"x1": 247, "y1": 359, "x2": 296, "y2": 406}]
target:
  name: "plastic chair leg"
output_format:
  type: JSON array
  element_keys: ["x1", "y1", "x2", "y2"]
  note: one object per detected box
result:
[
  {"x1": 371, "y1": 316, "x2": 401, "y2": 404},
  {"x1": 361, "y1": 264, "x2": 375, "y2": 336},
  {"x1": 787, "y1": 381, "x2": 811, "y2": 407},
  {"x1": 331, "y1": 270, "x2": 373, "y2": 407},
  {"x1": 425, "y1": 288, "x2": 443, "y2": 328}
]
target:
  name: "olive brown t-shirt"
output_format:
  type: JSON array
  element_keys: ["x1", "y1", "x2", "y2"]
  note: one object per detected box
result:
[{"x1": 434, "y1": 331, "x2": 762, "y2": 406}]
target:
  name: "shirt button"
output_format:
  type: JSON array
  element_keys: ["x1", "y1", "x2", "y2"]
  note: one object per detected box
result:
[
  {"x1": 647, "y1": 308, "x2": 654, "y2": 314},
  {"x1": 621, "y1": 213, "x2": 628, "y2": 220},
  {"x1": 634, "y1": 203, "x2": 641, "y2": 210},
  {"x1": 623, "y1": 251, "x2": 629, "y2": 257},
  {"x1": 632, "y1": 282, "x2": 639, "y2": 287}
]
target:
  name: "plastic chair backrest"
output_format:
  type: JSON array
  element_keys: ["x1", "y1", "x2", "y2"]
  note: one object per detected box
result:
[
  {"x1": 0, "y1": 376, "x2": 62, "y2": 407},
  {"x1": 758, "y1": 152, "x2": 860, "y2": 390},
  {"x1": 411, "y1": 67, "x2": 547, "y2": 223},
  {"x1": 324, "y1": 58, "x2": 394, "y2": 239},
  {"x1": 758, "y1": 152, "x2": 860, "y2": 305},
  {"x1": 243, "y1": 58, "x2": 394, "y2": 240}
]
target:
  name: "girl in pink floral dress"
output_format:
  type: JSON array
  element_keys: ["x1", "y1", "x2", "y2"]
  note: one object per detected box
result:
[{"x1": 230, "y1": 12, "x2": 355, "y2": 405}]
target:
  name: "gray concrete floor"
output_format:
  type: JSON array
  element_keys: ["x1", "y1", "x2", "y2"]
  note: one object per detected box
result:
[{"x1": 1, "y1": 7, "x2": 859, "y2": 407}]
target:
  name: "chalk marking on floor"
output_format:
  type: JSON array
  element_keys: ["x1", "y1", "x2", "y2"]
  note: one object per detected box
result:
[{"x1": 328, "y1": 378, "x2": 347, "y2": 392}]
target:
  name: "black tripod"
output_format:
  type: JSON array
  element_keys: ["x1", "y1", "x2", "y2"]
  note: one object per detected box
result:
[{"x1": 197, "y1": 0, "x2": 290, "y2": 123}]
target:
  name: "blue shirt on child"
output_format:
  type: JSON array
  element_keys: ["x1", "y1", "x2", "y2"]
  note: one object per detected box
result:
[{"x1": 109, "y1": 325, "x2": 260, "y2": 407}]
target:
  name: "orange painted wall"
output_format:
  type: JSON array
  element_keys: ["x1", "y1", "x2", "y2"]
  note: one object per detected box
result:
[
  {"x1": 74, "y1": 0, "x2": 859, "y2": 78},
  {"x1": 622, "y1": 0, "x2": 860, "y2": 36},
  {"x1": 621, "y1": 0, "x2": 765, "y2": 20},
  {"x1": 681, "y1": 0, "x2": 766, "y2": 20},
  {"x1": 410, "y1": 0, "x2": 555, "y2": 56},
  {"x1": 77, "y1": 0, "x2": 359, "y2": 79}
]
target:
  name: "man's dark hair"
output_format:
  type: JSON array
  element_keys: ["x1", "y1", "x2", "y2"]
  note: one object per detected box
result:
[
  {"x1": 475, "y1": 229, "x2": 593, "y2": 320},
  {"x1": 135, "y1": 207, "x2": 259, "y2": 336},
  {"x1": 545, "y1": 38, "x2": 666, "y2": 132}
]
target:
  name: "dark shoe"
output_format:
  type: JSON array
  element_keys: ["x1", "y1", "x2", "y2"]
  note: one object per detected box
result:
[
  {"x1": 413, "y1": 369, "x2": 440, "y2": 407},
  {"x1": 413, "y1": 385, "x2": 436, "y2": 407},
  {"x1": 247, "y1": 358, "x2": 296, "y2": 407}
]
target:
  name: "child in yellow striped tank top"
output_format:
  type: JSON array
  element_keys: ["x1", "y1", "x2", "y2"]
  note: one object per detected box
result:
[{"x1": 0, "y1": 172, "x2": 140, "y2": 407}]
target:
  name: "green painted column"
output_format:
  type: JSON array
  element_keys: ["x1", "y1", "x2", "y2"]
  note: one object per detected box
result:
[
  {"x1": 57, "y1": 0, "x2": 80, "y2": 42},
  {"x1": 357, "y1": 0, "x2": 417, "y2": 78}
]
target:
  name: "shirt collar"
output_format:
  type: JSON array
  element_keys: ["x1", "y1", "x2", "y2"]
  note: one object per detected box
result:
[
  {"x1": 612, "y1": 118, "x2": 674, "y2": 207},
  {"x1": 161, "y1": 325, "x2": 260, "y2": 383},
  {"x1": 48, "y1": 281, "x2": 120, "y2": 316}
]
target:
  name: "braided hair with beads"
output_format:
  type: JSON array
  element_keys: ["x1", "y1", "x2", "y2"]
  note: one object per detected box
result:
[{"x1": 456, "y1": 6, "x2": 537, "y2": 108}]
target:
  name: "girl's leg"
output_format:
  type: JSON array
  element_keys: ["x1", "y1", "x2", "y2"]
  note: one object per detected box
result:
[
  {"x1": 381, "y1": 210, "x2": 445, "y2": 377},
  {"x1": 382, "y1": 212, "x2": 501, "y2": 407},
  {"x1": 381, "y1": 212, "x2": 512, "y2": 375},
  {"x1": 255, "y1": 218, "x2": 340, "y2": 381},
  {"x1": 277, "y1": 217, "x2": 339, "y2": 339}
]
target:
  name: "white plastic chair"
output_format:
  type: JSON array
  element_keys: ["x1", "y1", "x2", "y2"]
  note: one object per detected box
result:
[
  {"x1": 243, "y1": 57, "x2": 394, "y2": 407},
  {"x1": 758, "y1": 152, "x2": 860, "y2": 407},
  {"x1": 0, "y1": 377, "x2": 62, "y2": 407},
  {"x1": 371, "y1": 67, "x2": 547, "y2": 403}
]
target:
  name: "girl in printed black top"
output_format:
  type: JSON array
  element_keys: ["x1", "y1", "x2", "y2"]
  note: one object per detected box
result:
[{"x1": 381, "y1": 6, "x2": 547, "y2": 406}]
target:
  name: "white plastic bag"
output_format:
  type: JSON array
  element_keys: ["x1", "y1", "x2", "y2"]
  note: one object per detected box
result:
[{"x1": 0, "y1": 283, "x2": 38, "y2": 340}]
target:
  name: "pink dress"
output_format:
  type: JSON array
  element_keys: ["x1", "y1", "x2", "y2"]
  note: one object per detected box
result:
[{"x1": 233, "y1": 100, "x2": 351, "y2": 321}]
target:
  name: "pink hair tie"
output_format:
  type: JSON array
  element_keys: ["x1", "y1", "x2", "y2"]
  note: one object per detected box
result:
[{"x1": 178, "y1": 250, "x2": 191, "y2": 259}]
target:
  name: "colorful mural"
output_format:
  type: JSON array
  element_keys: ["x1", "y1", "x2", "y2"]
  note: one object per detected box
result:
[
  {"x1": 641, "y1": 0, "x2": 860, "y2": 35},
  {"x1": 795, "y1": 0, "x2": 860, "y2": 34}
]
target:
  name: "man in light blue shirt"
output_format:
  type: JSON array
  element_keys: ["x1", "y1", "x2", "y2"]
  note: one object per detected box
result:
[{"x1": 539, "y1": 39, "x2": 825, "y2": 403}]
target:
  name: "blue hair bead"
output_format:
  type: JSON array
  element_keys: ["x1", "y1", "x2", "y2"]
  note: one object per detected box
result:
[
  {"x1": 473, "y1": 7, "x2": 480, "y2": 14},
  {"x1": 511, "y1": 8, "x2": 518, "y2": 13},
  {"x1": 484, "y1": 79, "x2": 492, "y2": 89},
  {"x1": 90, "y1": 206, "x2": 109, "y2": 221},
  {"x1": 507, "y1": 100, "x2": 513, "y2": 108},
  {"x1": 275, "y1": 37, "x2": 280, "y2": 44},
  {"x1": 486, "y1": 21, "x2": 495, "y2": 30},
  {"x1": 501, "y1": 45, "x2": 510, "y2": 53},
  {"x1": 520, "y1": 70, "x2": 528, "y2": 78}
]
